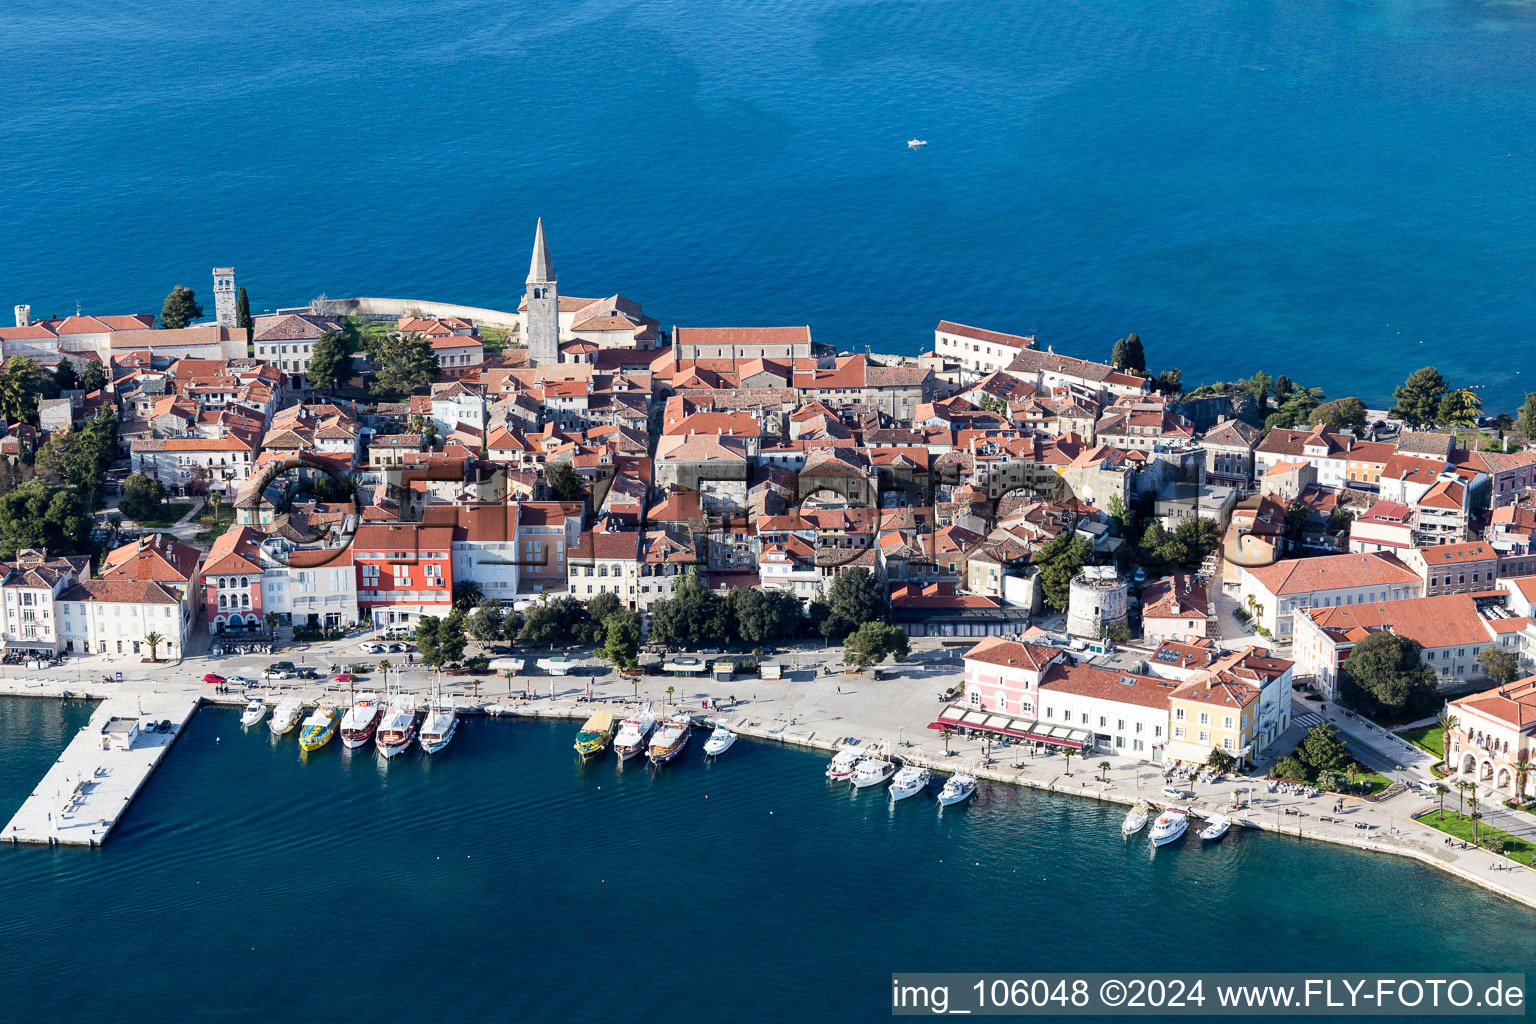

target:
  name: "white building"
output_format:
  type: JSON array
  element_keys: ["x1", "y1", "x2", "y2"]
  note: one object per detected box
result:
[
  {"x1": 1237, "y1": 551, "x2": 1422, "y2": 640},
  {"x1": 286, "y1": 547, "x2": 359, "y2": 631},
  {"x1": 129, "y1": 436, "x2": 257, "y2": 498},
  {"x1": 57, "y1": 580, "x2": 190, "y2": 658},
  {"x1": 0, "y1": 553, "x2": 89, "y2": 656},
  {"x1": 1036, "y1": 660, "x2": 1178, "y2": 761},
  {"x1": 932, "y1": 321, "x2": 1035, "y2": 375}
]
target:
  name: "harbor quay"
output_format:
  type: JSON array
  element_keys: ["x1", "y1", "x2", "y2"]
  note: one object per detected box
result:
[{"x1": 6, "y1": 635, "x2": 1536, "y2": 913}]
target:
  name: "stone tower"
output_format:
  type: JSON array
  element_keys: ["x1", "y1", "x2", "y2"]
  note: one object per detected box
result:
[
  {"x1": 525, "y1": 219, "x2": 559, "y2": 365},
  {"x1": 14, "y1": 305, "x2": 30, "y2": 328},
  {"x1": 212, "y1": 267, "x2": 237, "y2": 327}
]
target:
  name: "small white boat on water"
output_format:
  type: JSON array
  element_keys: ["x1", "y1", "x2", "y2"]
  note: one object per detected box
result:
[
  {"x1": 825, "y1": 746, "x2": 866, "y2": 780},
  {"x1": 376, "y1": 697, "x2": 418, "y2": 759},
  {"x1": 614, "y1": 704, "x2": 658, "y2": 762},
  {"x1": 889, "y1": 765, "x2": 931, "y2": 801},
  {"x1": 907, "y1": 138, "x2": 927, "y2": 149},
  {"x1": 703, "y1": 722, "x2": 736, "y2": 757},
  {"x1": 937, "y1": 771, "x2": 977, "y2": 807},
  {"x1": 239, "y1": 698, "x2": 267, "y2": 728},
  {"x1": 268, "y1": 696, "x2": 304, "y2": 736},
  {"x1": 1121, "y1": 801, "x2": 1149, "y2": 836},
  {"x1": 1148, "y1": 808, "x2": 1189, "y2": 847},
  {"x1": 419, "y1": 692, "x2": 458, "y2": 756},
  {"x1": 851, "y1": 751, "x2": 897, "y2": 789},
  {"x1": 1200, "y1": 814, "x2": 1231, "y2": 843}
]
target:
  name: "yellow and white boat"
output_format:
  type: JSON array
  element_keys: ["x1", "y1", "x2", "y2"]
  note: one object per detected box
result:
[
  {"x1": 298, "y1": 704, "x2": 342, "y2": 752},
  {"x1": 574, "y1": 711, "x2": 617, "y2": 763}
]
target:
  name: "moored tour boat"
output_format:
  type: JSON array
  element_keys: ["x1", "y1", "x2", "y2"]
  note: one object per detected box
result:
[
  {"x1": 1148, "y1": 808, "x2": 1189, "y2": 847},
  {"x1": 825, "y1": 746, "x2": 866, "y2": 780},
  {"x1": 889, "y1": 765, "x2": 931, "y2": 801},
  {"x1": 937, "y1": 771, "x2": 977, "y2": 807},
  {"x1": 340, "y1": 693, "x2": 383, "y2": 749},
  {"x1": 613, "y1": 704, "x2": 657, "y2": 762},
  {"x1": 419, "y1": 694, "x2": 457, "y2": 756},
  {"x1": 240, "y1": 698, "x2": 267, "y2": 728},
  {"x1": 298, "y1": 704, "x2": 342, "y2": 752},
  {"x1": 1200, "y1": 814, "x2": 1231, "y2": 842},
  {"x1": 850, "y1": 751, "x2": 897, "y2": 789},
  {"x1": 1121, "y1": 801, "x2": 1149, "y2": 836},
  {"x1": 702, "y1": 722, "x2": 736, "y2": 757},
  {"x1": 376, "y1": 697, "x2": 418, "y2": 759},
  {"x1": 647, "y1": 716, "x2": 692, "y2": 765},
  {"x1": 574, "y1": 711, "x2": 617, "y2": 763},
  {"x1": 268, "y1": 696, "x2": 304, "y2": 736}
]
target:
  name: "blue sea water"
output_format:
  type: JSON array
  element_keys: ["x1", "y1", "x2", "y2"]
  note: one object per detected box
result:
[
  {"x1": 2, "y1": 697, "x2": 1535, "y2": 1022},
  {"x1": 3, "y1": 1, "x2": 1535, "y2": 407}
]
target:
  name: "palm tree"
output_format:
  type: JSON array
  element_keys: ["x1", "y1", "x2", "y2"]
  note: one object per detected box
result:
[
  {"x1": 143, "y1": 631, "x2": 164, "y2": 662},
  {"x1": 1098, "y1": 760, "x2": 1111, "y2": 788},
  {"x1": 665, "y1": 684, "x2": 676, "y2": 711},
  {"x1": 940, "y1": 728, "x2": 955, "y2": 755},
  {"x1": 265, "y1": 611, "x2": 278, "y2": 633},
  {"x1": 1437, "y1": 711, "x2": 1458, "y2": 765},
  {"x1": 1468, "y1": 794, "x2": 1482, "y2": 844},
  {"x1": 1061, "y1": 748, "x2": 1074, "y2": 776},
  {"x1": 1434, "y1": 783, "x2": 1449, "y2": 821},
  {"x1": 1455, "y1": 778, "x2": 1474, "y2": 816},
  {"x1": 453, "y1": 580, "x2": 483, "y2": 611},
  {"x1": 378, "y1": 659, "x2": 389, "y2": 675},
  {"x1": 1515, "y1": 759, "x2": 1532, "y2": 803}
]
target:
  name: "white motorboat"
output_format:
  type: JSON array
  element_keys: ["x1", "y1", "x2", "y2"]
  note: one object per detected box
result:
[
  {"x1": 850, "y1": 753, "x2": 897, "y2": 789},
  {"x1": 1200, "y1": 814, "x2": 1231, "y2": 843},
  {"x1": 937, "y1": 771, "x2": 977, "y2": 807},
  {"x1": 907, "y1": 138, "x2": 927, "y2": 149},
  {"x1": 1148, "y1": 808, "x2": 1189, "y2": 847},
  {"x1": 702, "y1": 722, "x2": 736, "y2": 757},
  {"x1": 376, "y1": 697, "x2": 418, "y2": 759},
  {"x1": 1121, "y1": 801, "x2": 1149, "y2": 836},
  {"x1": 614, "y1": 704, "x2": 658, "y2": 762},
  {"x1": 239, "y1": 698, "x2": 266, "y2": 728},
  {"x1": 419, "y1": 693, "x2": 458, "y2": 756},
  {"x1": 268, "y1": 696, "x2": 304, "y2": 736},
  {"x1": 647, "y1": 716, "x2": 692, "y2": 765},
  {"x1": 889, "y1": 765, "x2": 931, "y2": 801},
  {"x1": 339, "y1": 692, "x2": 383, "y2": 749},
  {"x1": 825, "y1": 746, "x2": 866, "y2": 780}
]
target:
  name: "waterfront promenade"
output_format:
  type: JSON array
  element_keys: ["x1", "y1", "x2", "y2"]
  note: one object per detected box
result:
[{"x1": 5, "y1": 639, "x2": 1536, "y2": 909}]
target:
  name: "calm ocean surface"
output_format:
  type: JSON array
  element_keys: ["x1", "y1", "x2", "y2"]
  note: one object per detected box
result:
[
  {"x1": 3, "y1": 0, "x2": 1535, "y2": 406},
  {"x1": 1, "y1": 697, "x2": 1533, "y2": 1022}
]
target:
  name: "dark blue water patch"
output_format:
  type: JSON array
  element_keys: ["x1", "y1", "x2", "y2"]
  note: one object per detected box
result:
[
  {"x1": 0, "y1": 699, "x2": 1532, "y2": 1022},
  {"x1": 2, "y1": 0, "x2": 1535, "y2": 407}
]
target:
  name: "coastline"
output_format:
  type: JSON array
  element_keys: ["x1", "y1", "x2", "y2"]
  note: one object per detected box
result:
[{"x1": 5, "y1": 677, "x2": 1532, "y2": 913}]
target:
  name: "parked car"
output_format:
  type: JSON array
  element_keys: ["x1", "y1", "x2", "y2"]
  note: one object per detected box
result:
[
  {"x1": 1161, "y1": 786, "x2": 1193, "y2": 800},
  {"x1": 490, "y1": 645, "x2": 512, "y2": 655},
  {"x1": 296, "y1": 668, "x2": 319, "y2": 680},
  {"x1": 203, "y1": 673, "x2": 225, "y2": 685},
  {"x1": 228, "y1": 676, "x2": 256, "y2": 688},
  {"x1": 387, "y1": 643, "x2": 411, "y2": 653},
  {"x1": 335, "y1": 672, "x2": 357, "y2": 683},
  {"x1": 359, "y1": 642, "x2": 387, "y2": 654},
  {"x1": 270, "y1": 661, "x2": 295, "y2": 673}
]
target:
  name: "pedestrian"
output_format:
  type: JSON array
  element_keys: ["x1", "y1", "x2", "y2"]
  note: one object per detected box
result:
[{"x1": 837, "y1": 685, "x2": 841, "y2": 694}]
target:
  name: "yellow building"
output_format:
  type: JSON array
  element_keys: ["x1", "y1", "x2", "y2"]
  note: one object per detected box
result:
[{"x1": 1165, "y1": 675, "x2": 1261, "y2": 765}]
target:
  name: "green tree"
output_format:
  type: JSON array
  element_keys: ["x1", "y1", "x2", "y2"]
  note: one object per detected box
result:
[
  {"x1": 519, "y1": 595, "x2": 591, "y2": 647},
  {"x1": 1154, "y1": 368, "x2": 1182, "y2": 395},
  {"x1": 468, "y1": 598, "x2": 505, "y2": 643},
  {"x1": 159, "y1": 285, "x2": 203, "y2": 329},
  {"x1": 728, "y1": 588, "x2": 803, "y2": 645},
  {"x1": 78, "y1": 361, "x2": 108, "y2": 394},
  {"x1": 819, "y1": 566, "x2": 885, "y2": 640},
  {"x1": 1273, "y1": 375, "x2": 1293, "y2": 402},
  {"x1": 1106, "y1": 493, "x2": 1135, "y2": 538},
  {"x1": 1337, "y1": 630, "x2": 1437, "y2": 717},
  {"x1": 1437, "y1": 388, "x2": 1482, "y2": 430},
  {"x1": 1273, "y1": 754, "x2": 1311, "y2": 782},
  {"x1": 0, "y1": 480, "x2": 92, "y2": 557},
  {"x1": 306, "y1": 332, "x2": 349, "y2": 393},
  {"x1": 1110, "y1": 333, "x2": 1146, "y2": 372},
  {"x1": 53, "y1": 361, "x2": 79, "y2": 393},
  {"x1": 1309, "y1": 396, "x2": 1368, "y2": 430},
  {"x1": 842, "y1": 621, "x2": 910, "y2": 669},
  {"x1": 599, "y1": 610, "x2": 643, "y2": 671},
  {"x1": 1247, "y1": 371, "x2": 1273, "y2": 409},
  {"x1": 1034, "y1": 531, "x2": 1094, "y2": 611},
  {"x1": 451, "y1": 580, "x2": 483, "y2": 611},
  {"x1": 369, "y1": 332, "x2": 440, "y2": 398},
  {"x1": 0, "y1": 356, "x2": 49, "y2": 424},
  {"x1": 118, "y1": 474, "x2": 168, "y2": 521},
  {"x1": 235, "y1": 286, "x2": 253, "y2": 335},
  {"x1": 1156, "y1": 516, "x2": 1219, "y2": 567},
  {"x1": 143, "y1": 631, "x2": 165, "y2": 661},
  {"x1": 1478, "y1": 646, "x2": 1519, "y2": 684},
  {"x1": 1519, "y1": 394, "x2": 1536, "y2": 440},
  {"x1": 649, "y1": 569, "x2": 730, "y2": 648},
  {"x1": 1206, "y1": 747, "x2": 1237, "y2": 774},
  {"x1": 1391, "y1": 367, "x2": 1447, "y2": 428},
  {"x1": 416, "y1": 613, "x2": 466, "y2": 673},
  {"x1": 1296, "y1": 723, "x2": 1352, "y2": 777},
  {"x1": 1137, "y1": 519, "x2": 1168, "y2": 566},
  {"x1": 545, "y1": 462, "x2": 586, "y2": 503}
]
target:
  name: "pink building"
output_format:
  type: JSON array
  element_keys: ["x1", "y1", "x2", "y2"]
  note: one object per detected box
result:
[{"x1": 962, "y1": 636, "x2": 1067, "y2": 718}]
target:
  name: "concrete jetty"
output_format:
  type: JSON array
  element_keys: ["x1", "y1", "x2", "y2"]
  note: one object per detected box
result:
[{"x1": 4, "y1": 693, "x2": 200, "y2": 846}]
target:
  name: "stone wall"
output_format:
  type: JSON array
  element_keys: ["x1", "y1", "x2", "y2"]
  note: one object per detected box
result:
[{"x1": 279, "y1": 297, "x2": 524, "y2": 329}]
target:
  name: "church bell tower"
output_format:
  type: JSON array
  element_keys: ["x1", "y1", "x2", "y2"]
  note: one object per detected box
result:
[{"x1": 525, "y1": 219, "x2": 559, "y2": 365}]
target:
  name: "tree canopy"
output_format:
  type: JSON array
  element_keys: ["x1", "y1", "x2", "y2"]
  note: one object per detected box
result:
[
  {"x1": 369, "y1": 333, "x2": 440, "y2": 397},
  {"x1": 818, "y1": 566, "x2": 885, "y2": 640},
  {"x1": 415, "y1": 613, "x2": 467, "y2": 671},
  {"x1": 306, "y1": 332, "x2": 349, "y2": 392},
  {"x1": 1337, "y1": 630, "x2": 1438, "y2": 717},
  {"x1": 78, "y1": 361, "x2": 108, "y2": 394},
  {"x1": 1035, "y1": 530, "x2": 1094, "y2": 611},
  {"x1": 1309, "y1": 396, "x2": 1367, "y2": 430},
  {"x1": 1478, "y1": 646, "x2": 1519, "y2": 685},
  {"x1": 467, "y1": 598, "x2": 505, "y2": 643},
  {"x1": 727, "y1": 587, "x2": 802, "y2": 645},
  {"x1": 159, "y1": 285, "x2": 203, "y2": 329},
  {"x1": 118, "y1": 474, "x2": 168, "y2": 522},
  {"x1": 0, "y1": 356, "x2": 50, "y2": 425},
  {"x1": 545, "y1": 462, "x2": 587, "y2": 503},
  {"x1": 235, "y1": 286, "x2": 253, "y2": 335},
  {"x1": 599, "y1": 610, "x2": 643, "y2": 671},
  {"x1": 520, "y1": 595, "x2": 590, "y2": 647},
  {"x1": 649, "y1": 569, "x2": 731, "y2": 648},
  {"x1": 1110, "y1": 333, "x2": 1146, "y2": 373},
  {"x1": 1391, "y1": 367, "x2": 1447, "y2": 428},
  {"x1": 843, "y1": 621, "x2": 910, "y2": 669},
  {"x1": 1437, "y1": 388, "x2": 1482, "y2": 430},
  {"x1": 0, "y1": 479, "x2": 93, "y2": 558}
]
